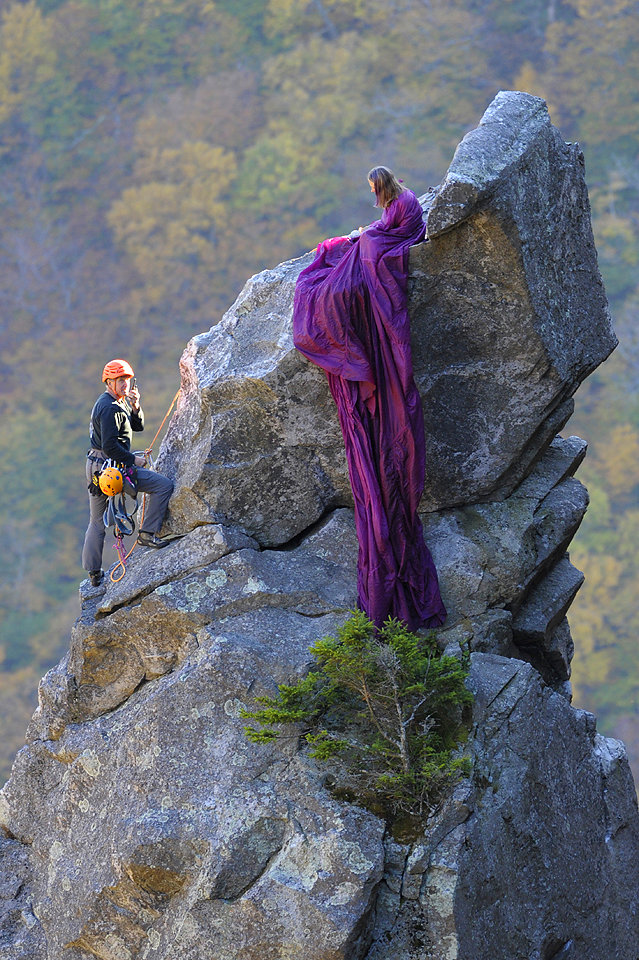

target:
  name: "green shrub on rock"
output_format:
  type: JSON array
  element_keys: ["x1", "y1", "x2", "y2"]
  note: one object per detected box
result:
[{"x1": 242, "y1": 610, "x2": 473, "y2": 824}]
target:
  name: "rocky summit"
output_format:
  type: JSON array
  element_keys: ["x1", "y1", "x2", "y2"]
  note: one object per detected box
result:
[{"x1": 1, "y1": 91, "x2": 637, "y2": 960}]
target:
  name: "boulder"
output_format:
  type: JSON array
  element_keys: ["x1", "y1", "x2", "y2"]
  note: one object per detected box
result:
[
  {"x1": 363, "y1": 656, "x2": 639, "y2": 960},
  {"x1": 454, "y1": 656, "x2": 639, "y2": 960},
  {"x1": 0, "y1": 91, "x2": 636, "y2": 960},
  {"x1": 0, "y1": 432, "x2": 619, "y2": 958},
  {"x1": 93, "y1": 522, "x2": 257, "y2": 616},
  {"x1": 158, "y1": 92, "x2": 614, "y2": 546},
  {"x1": 2, "y1": 606, "x2": 385, "y2": 960},
  {"x1": 158, "y1": 257, "x2": 351, "y2": 546},
  {"x1": 29, "y1": 435, "x2": 586, "y2": 745},
  {"x1": 412, "y1": 90, "x2": 615, "y2": 510}
]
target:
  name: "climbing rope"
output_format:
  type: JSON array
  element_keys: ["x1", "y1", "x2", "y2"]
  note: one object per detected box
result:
[
  {"x1": 144, "y1": 387, "x2": 181, "y2": 459},
  {"x1": 108, "y1": 387, "x2": 181, "y2": 583},
  {"x1": 111, "y1": 534, "x2": 129, "y2": 583}
]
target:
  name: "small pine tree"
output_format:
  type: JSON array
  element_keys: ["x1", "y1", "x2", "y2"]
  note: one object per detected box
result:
[{"x1": 242, "y1": 610, "x2": 473, "y2": 825}]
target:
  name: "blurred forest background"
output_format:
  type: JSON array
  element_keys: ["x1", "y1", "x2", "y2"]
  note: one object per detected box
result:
[{"x1": 0, "y1": 0, "x2": 638, "y2": 783}]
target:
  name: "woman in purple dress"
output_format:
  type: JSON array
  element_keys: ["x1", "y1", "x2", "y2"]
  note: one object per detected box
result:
[{"x1": 293, "y1": 166, "x2": 446, "y2": 631}]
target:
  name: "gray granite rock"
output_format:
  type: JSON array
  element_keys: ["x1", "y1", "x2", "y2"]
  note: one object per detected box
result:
[
  {"x1": 96, "y1": 522, "x2": 257, "y2": 615},
  {"x1": 1, "y1": 609, "x2": 385, "y2": 960},
  {"x1": 157, "y1": 92, "x2": 613, "y2": 547},
  {"x1": 545, "y1": 615, "x2": 575, "y2": 683},
  {"x1": 157, "y1": 254, "x2": 353, "y2": 547},
  {"x1": 512, "y1": 555, "x2": 585, "y2": 647},
  {"x1": 412, "y1": 91, "x2": 615, "y2": 512},
  {"x1": 33, "y1": 434, "x2": 587, "y2": 745},
  {"x1": 530, "y1": 477, "x2": 589, "y2": 576},
  {"x1": 440, "y1": 609, "x2": 517, "y2": 661},
  {"x1": 29, "y1": 510, "x2": 359, "y2": 735},
  {"x1": 426, "y1": 91, "x2": 552, "y2": 236},
  {"x1": 422, "y1": 438, "x2": 588, "y2": 631},
  {"x1": 363, "y1": 656, "x2": 639, "y2": 960},
  {"x1": 512, "y1": 435, "x2": 587, "y2": 501},
  {"x1": 453, "y1": 655, "x2": 639, "y2": 960},
  {"x1": 0, "y1": 446, "x2": 612, "y2": 959},
  {"x1": 0, "y1": 838, "x2": 45, "y2": 960},
  {"x1": 0, "y1": 92, "x2": 634, "y2": 960}
]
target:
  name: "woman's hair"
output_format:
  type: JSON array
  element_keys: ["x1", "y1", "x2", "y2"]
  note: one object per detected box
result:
[{"x1": 367, "y1": 165, "x2": 405, "y2": 208}]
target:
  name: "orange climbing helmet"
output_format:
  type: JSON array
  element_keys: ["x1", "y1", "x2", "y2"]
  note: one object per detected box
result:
[
  {"x1": 99, "y1": 466, "x2": 124, "y2": 497},
  {"x1": 102, "y1": 359, "x2": 134, "y2": 383}
]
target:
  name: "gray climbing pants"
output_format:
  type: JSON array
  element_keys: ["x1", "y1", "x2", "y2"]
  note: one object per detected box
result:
[{"x1": 82, "y1": 454, "x2": 174, "y2": 572}]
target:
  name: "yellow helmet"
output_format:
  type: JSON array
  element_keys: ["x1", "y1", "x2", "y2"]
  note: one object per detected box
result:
[{"x1": 99, "y1": 466, "x2": 123, "y2": 497}]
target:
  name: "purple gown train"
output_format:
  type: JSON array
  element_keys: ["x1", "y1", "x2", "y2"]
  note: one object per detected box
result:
[{"x1": 293, "y1": 189, "x2": 446, "y2": 631}]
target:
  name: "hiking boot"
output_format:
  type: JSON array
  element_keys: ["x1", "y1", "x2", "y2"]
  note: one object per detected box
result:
[
  {"x1": 89, "y1": 569, "x2": 104, "y2": 587},
  {"x1": 137, "y1": 531, "x2": 172, "y2": 549}
]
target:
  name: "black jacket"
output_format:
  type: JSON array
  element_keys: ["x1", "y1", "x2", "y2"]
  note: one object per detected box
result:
[{"x1": 89, "y1": 392, "x2": 144, "y2": 467}]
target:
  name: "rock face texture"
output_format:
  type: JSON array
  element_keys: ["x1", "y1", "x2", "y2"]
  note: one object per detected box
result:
[
  {"x1": 413, "y1": 91, "x2": 614, "y2": 511},
  {"x1": 160, "y1": 92, "x2": 614, "y2": 544},
  {"x1": 1, "y1": 91, "x2": 637, "y2": 960}
]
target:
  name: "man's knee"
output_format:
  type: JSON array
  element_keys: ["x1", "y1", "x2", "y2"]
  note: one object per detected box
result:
[
  {"x1": 136, "y1": 471, "x2": 174, "y2": 509},
  {"x1": 154, "y1": 472, "x2": 173, "y2": 498}
]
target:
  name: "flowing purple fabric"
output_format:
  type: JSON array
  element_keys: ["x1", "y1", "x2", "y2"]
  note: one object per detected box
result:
[{"x1": 293, "y1": 189, "x2": 446, "y2": 631}]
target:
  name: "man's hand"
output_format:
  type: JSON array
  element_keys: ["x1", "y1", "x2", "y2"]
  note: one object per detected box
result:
[
  {"x1": 134, "y1": 454, "x2": 146, "y2": 468},
  {"x1": 129, "y1": 385, "x2": 141, "y2": 410}
]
